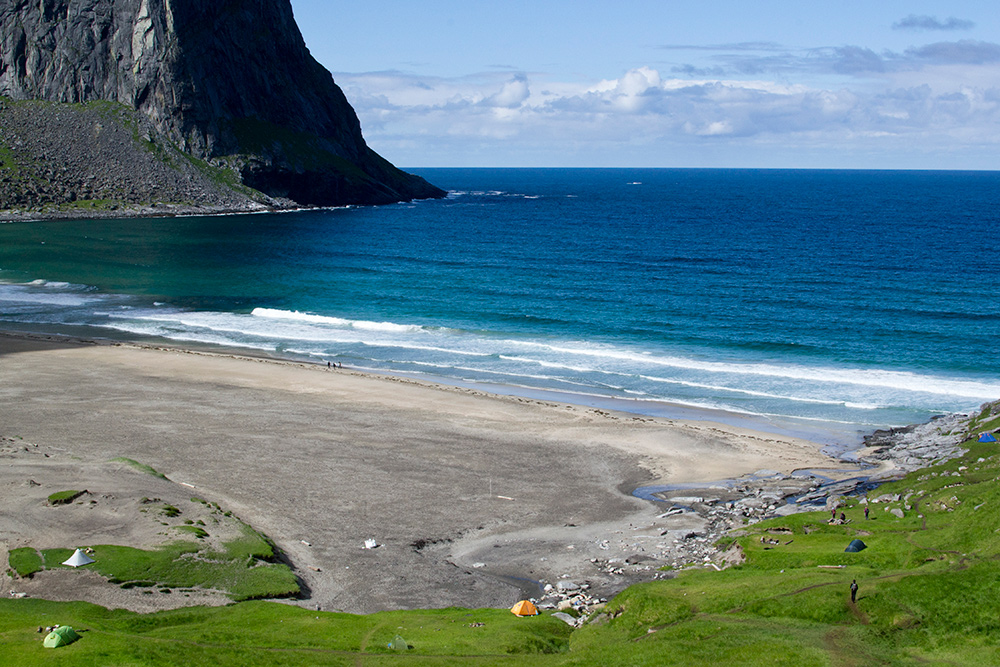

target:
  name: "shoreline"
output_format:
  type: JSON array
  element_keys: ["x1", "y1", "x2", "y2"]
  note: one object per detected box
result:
[
  {"x1": 0, "y1": 329, "x2": 848, "y2": 613},
  {"x1": 0, "y1": 324, "x2": 870, "y2": 450},
  {"x1": 1, "y1": 328, "x2": 974, "y2": 617}
]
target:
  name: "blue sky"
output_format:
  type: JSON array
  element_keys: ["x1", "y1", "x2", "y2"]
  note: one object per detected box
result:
[{"x1": 290, "y1": 1, "x2": 1000, "y2": 169}]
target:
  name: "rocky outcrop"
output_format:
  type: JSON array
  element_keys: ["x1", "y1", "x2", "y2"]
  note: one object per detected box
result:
[{"x1": 0, "y1": 0, "x2": 443, "y2": 213}]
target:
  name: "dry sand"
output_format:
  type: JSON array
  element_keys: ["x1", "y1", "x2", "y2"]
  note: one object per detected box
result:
[{"x1": 0, "y1": 333, "x2": 834, "y2": 613}]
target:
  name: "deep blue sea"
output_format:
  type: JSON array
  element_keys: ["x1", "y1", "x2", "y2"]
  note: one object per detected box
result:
[{"x1": 2, "y1": 168, "x2": 999, "y2": 445}]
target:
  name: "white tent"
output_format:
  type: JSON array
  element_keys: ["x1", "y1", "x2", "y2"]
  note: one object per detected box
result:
[{"x1": 62, "y1": 549, "x2": 95, "y2": 568}]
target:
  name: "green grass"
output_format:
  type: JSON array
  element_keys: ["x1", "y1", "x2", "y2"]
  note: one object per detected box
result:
[
  {"x1": 7, "y1": 405, "x2": 1000, "y2": 664},
  {"x1": 54, "y1": 199, "x2": 122, "y2": 212},
  {"x1": 47, "y1": 490, "x2": 85, "y2": 506},
  {"x1": 173, "y1": 525, "x2": 208, "y2": 539},
  {"x1": 0, "y1": 599, "x2": 573, "y2": 666},
  {"x1": 32, "y1": 537, "x2": 297, "y2": 602},
  {"x1": 8, "y1": 548, "x2": 43, "y2": 577},
  {"x1": 0, "y1": 141, "x2": 19, "y2": 173},
  {"x1": 110, "y1": 457, "x2": 168, "y2": 480},
  {"x1": 9, "y1": 492, "x2": 298, "y2": 603}
]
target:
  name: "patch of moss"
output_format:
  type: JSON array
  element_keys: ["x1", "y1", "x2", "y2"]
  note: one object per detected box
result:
[
  {"x1": 174, "y1": 525, "x2": 208, "y2": 539},
  {"x1": 8, "y1": 548, "x2": 43, "y2": 577},
  {"x1": 110, "y1": 457, "x2": 168, "y2": 480},
  {"x1": 0, "y1": 142, "x2": 19, "y2": 173},
  {"x1": 47, "y1": 489, "x2": 85, "y2": 506}
]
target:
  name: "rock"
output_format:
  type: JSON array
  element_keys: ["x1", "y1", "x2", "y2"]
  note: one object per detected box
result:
[
  {"x1": 552, "y1": 612, "x2": 577, "y2": 626},
  {"x1": 890, "y1": 508, "x2": 905, "y2": 519},
  {"x1": 667, "y1": 497, "x2": 704, "y2": 505},
  {"x1": 556, "y1": 580, "x2": 580, "y2": 592},
  {"x1": 735, "y1": 498, "x2": 766, "y2": 510}
]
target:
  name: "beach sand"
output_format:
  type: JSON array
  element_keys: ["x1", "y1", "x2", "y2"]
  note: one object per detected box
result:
[{"x1": 0, "y1": 333, "x2": 834, "y2": 613}]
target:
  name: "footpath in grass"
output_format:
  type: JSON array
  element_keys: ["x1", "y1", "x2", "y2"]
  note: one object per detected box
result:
[{"x1": 6, "y1": 407, "x2": 1000, "y2": 664}]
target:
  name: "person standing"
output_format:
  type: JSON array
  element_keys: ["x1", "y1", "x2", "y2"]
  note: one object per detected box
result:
[{"x1": 850, "y1": 579, "x2": 858, "y2": 603}]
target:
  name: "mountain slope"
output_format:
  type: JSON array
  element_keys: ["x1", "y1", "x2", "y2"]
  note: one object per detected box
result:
[{"x1": 0, "y1": 0, "x2": 443, "y2": 215}]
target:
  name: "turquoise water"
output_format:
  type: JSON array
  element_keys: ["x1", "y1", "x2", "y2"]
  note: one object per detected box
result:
[{"x1": 2, "y1": 168, "x2": 999, "y2": 443}]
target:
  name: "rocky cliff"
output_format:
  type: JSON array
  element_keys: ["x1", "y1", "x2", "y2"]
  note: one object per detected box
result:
[{"x1": 0, "y1": 0, "x2": 443, "y2": 215}]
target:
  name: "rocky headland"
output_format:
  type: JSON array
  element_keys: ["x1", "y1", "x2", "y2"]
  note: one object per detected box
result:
[{"x1": 0, "y1": 0, "x2": 444, "y2": 219}]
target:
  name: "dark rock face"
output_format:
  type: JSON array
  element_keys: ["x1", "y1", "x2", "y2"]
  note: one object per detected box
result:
[{"x1": 0, "y1": 0, "x2": 443, "y2": 209}]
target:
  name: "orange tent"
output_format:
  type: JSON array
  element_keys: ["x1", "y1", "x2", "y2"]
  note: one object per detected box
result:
[{"x1": 510, "y1": 600, "x2": 539, "y2": 616}]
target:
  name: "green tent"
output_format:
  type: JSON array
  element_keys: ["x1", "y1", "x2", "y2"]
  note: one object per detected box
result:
[
  {"x1": 844, "y1": 539, "x2": 867, "y2": 553},
  {"x1": 43, "y1": 626, "x2": 80, "y2": 648},
  {"x1": 389, "y1": 634, "x2": 409, "y2": 650}
]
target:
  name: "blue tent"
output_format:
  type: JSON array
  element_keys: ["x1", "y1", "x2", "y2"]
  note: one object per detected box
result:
[
  {"x1": 978, "y1": 432, "x2": 997, "y2": 443},
  {"x1": 844, "y1": 539, "x2": 867, "y2": 553}
]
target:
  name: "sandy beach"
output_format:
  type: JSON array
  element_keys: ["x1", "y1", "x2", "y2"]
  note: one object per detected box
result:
[{"x1": 0, "y1": 332, "x2": 835, "y2": 614}]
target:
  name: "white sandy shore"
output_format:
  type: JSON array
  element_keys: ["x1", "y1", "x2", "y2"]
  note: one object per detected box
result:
[{"x1": 0, "y1": 332, "x2": 837, "y2": 613}]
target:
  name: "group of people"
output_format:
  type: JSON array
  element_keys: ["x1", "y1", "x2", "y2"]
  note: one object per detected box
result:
[{"x1": 831, "y1": 504, "x2": 872, "y2": 523}]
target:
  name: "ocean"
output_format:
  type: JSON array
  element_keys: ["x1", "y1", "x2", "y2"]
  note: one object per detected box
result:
[{"x1": 2, "y1": 168, "x2": 999, "y2": 446}]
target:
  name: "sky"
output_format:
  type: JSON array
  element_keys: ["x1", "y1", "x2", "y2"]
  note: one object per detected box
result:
[{"x1": 289, "y1": 1, "x2": 1000, "y2": 169}]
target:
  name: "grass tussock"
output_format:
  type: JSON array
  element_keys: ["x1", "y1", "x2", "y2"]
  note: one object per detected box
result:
[
  {"x1": 46, "y1": 489, "x2": 85, "y2": 505},
  {"x1": 110, "y1": 457, "x2": 168, "y2": 480}
]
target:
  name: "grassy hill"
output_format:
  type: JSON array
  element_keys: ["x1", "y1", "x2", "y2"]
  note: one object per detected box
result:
[{"x1": 4, "y1": 406, "x2": 1000, "y2": 665}]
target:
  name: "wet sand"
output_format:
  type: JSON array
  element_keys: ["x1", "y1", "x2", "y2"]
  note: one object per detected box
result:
[{"x1": 0, "y1": 332, "x2": 833, "y2": 613}]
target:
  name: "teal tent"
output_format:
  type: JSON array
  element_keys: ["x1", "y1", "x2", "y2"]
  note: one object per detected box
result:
[
  {"x1": 978, "y1": 433, "x2": 996, "y2": 443},
  {"x1": 43, "y1": 626, "x2": 80, "y2": 648},
  {"x1": 844, "y1": 539, "x2": 867, "y2": 553}
]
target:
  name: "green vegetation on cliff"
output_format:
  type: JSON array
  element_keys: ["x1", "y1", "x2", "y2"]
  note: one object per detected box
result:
[{"x1": 0, "y1": 98, "x2": 275, "y2": 218}]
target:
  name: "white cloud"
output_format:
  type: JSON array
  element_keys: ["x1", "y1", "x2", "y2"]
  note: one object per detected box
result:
[
  {"x1": 484, "y1": 75, "x2": 530, "y2": 108},
  {"x1": 334, "y1": 49, "x2": 1000, "y2": 168}
]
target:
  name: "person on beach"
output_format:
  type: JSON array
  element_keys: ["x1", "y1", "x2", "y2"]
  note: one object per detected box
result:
[{"x1": 850, "y1": 579, "x2": 858, "y2": 603}]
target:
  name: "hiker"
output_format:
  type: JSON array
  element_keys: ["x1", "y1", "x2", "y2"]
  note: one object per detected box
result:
[
  {"x1": 864, "y1": 506, "x2": 869, "y2": 519},
  {"x1": 840, "y1": 512, "x2": 846, "y2": 522},
  {"x1": 831, "y1": 508, "x2": 836, "y2": 520},
  {"x1": 850, "y1": 579, "x2": 858, "y2": 603}
]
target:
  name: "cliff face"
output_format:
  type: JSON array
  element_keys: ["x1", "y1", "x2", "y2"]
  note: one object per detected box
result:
[{"x1": 0, "y1": 0, "x2": 443, "y2": 209}]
